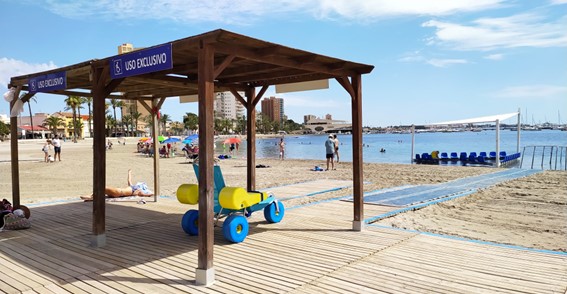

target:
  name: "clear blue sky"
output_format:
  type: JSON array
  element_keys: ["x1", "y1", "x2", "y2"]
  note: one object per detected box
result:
[{"x1": 1, "y1": 0, "x2": 566, "y2": 127}]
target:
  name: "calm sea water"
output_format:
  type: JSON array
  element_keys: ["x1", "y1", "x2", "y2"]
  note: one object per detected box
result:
[{"x1": 217, "y1": 130, "x2": 567, "y2": 165}]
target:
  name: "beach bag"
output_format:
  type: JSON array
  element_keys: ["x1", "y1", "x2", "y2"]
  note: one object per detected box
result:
[{"x1": 2, "y1": 213, "x2": 31, "y2": 230}]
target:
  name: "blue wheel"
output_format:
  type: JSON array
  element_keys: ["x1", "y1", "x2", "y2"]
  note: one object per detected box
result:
[
  {"x1": 223, "y1": 215, "x2": 249, "y2": 243},
  {"x1": 181, "y1": 209, "x2": 199, "y2": 235},
  {"x1": 264, "y1": 201, "x2": 285, "y2": 223}
]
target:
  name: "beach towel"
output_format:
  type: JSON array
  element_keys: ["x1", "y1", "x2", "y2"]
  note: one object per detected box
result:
[{"x1": 311, "y1": 166, "x2": 324, "y2": 171}]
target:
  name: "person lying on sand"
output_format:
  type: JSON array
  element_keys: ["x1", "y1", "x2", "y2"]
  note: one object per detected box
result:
[{"x1": 80, "y1": 169, "x2": 153, "y2": 201}]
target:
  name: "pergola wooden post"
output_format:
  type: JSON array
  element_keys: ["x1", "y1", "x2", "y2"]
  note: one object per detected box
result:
[
  {"x1": 91, "y1": 65, "x2": 123, "y2": 247},
  {"x1": 9, "y1": 86, "x2": 22, "y2": 208},
  {"x1": 196, "y1": 41, "x2": 216, "y2": 286},
  {"x1": 231, "y1": 85, "x2": 267, "y2": 191},
  {"x1": 337, "y1": 75, "x2": 364, "y2": 231}
]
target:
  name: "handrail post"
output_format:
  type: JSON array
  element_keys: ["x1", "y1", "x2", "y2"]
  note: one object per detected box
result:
[{"x1": 531, "y1": 146, "x2": 536, "y2": 169}]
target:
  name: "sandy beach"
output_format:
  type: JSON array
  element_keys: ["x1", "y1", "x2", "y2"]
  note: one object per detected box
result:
[{"x1": 1, "y1": 138, "x2": 565, "y2": 252}]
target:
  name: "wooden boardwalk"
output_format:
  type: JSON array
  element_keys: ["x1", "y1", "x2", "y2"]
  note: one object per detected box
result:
[{"x1": 1, "y1": 182, "x2": 566, "y2": 293}]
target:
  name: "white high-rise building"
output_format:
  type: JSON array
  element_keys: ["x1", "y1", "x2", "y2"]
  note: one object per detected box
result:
[{"x1": 215, "y1": 92, "x2": 245, "y2": 120}]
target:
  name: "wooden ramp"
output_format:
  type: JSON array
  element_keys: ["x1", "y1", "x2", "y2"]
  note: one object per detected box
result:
[
  {"x1": 263, "y1": 179, "x2": 353, "y2": 200},
  {"x1": 1, "y1": 191, "x2": 566, "y2": 293}
]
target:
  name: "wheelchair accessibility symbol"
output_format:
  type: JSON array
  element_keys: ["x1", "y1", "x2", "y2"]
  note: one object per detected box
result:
[{"x1": 113, "y1": 60, "x2": 123, "y2": 76}]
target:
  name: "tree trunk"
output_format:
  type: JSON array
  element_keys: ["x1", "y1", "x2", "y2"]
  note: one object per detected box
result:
[
  {"x1": 28, "y1": 102, "x2": 34, "y2": 139},
  {"x1": 72, "y1": 108, "x2": 78, "y2": 142},
  {"x1": 113, "y1": 107, "x2": 117, "y2": 137},
  {"x1": 88, "y1": 103, "x2": 92, "y2": 138}
]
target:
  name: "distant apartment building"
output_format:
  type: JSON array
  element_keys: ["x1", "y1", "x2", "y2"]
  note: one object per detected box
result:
[
  {"x1": 303, "y1": 113, "x2": 351, "y2": 134},
  {"x1": 261, "y1": 96, "x2": 284, "y2": 124},
  {"x1": 215, "y1": 92, "x2": 245, "y2": 120},
  {"x1": 118, "y1": 43, "x2": 150, "y2": 135},
  {"x1": 304, "y1": 114, "x2": 316, "y2": 124}
]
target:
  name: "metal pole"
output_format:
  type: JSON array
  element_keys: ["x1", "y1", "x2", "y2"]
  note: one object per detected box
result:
[
  {"x1": 495, "y1": 119, "x2": 500, "y2": 168},
  {"x1": 541, "y1": 146, "x2": 545, "y2": 169},
  {"x1": 517, "y1": 109, "x2": 521, "y2": 153},
  {"x1": 520, "y1": 146, "x2": 526, "y2": 168},
  {"x1": 411, "y1": 124, "x2": 415, "y2": 164},
  {"x1": 531, "y1": 146, "x2": 536, "y2": 169},
  {"x1": 550, "y1": 146, "x2": 555, "y2": 170},
  {"x1": 554, "y1": 146, "x2": 558, "y2": 170}
]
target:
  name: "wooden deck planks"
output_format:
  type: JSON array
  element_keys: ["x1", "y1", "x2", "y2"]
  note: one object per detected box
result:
[{"x1": 1, "y1": 182, "x2": 566, "y2": 293}]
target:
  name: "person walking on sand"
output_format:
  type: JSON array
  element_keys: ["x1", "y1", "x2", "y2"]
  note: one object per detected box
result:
[
  {"x1": 51, "y1": 135, "x2": 62, "y2": 161},
  {"x1": 279, "y1": 137, "x2": 285, "y2": 160},
  {"x1": 333, "y1": 134, "x2": 340, "y2": 163},
  {"x1": 325, "y1": 134, "x2": 335, "y2": 170},
  {"x1": 42, "y1": 140, "x2": 51, "y2": 163}
]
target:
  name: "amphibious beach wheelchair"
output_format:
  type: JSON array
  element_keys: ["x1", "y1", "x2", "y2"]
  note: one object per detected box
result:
[{"x1": 176, "y1": 164, "x2": 285, "y2": 243}]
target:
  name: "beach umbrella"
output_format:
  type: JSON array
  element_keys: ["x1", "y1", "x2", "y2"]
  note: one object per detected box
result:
[
  {"x1": 223, "y1": 137, "x2": 241, "y2": 144},
  {"x1": 182, "y1": 134, "x2": 198, "y2": 144},
  {"x1": 162, "y1": 137, "x2": 181, "y2": 144},
  {"x1": 157, "y1": 135, "x2": 166, "y2": 142},
  {"x1": 139, "y1": 137, "x2": 151, "y2": 142}
]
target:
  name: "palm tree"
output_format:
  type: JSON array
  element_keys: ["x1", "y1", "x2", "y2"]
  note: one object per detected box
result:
[
  {"x1": 84, "y1": 97, "x2": 93, "y2": 137},
  {"x1": 64, "y1": 95, "x2": 82, "y2": 141},
  {"x1": 169, "y1": 121, "x2": 184, "y2": 135},
  {"x1": 110, "y1": 99, "x2": 124, "y2": 136},
  {"x1": 183, "y1": 112, "x2": 198, "y2": 132},
  {"x1": 132, "y1": 111, "x2": 142, "y2": 137},
  {"x1": 159, "y1": 113, "x2": 171, "y2": 135},
  {"x1": 105, "y1": 114, "x2": 116, "y2": 137},
  {"x1": 76, "y1": 96, "x2": 87, "y2": 138},
  {"x1": 43, "y1": 116, "x2": 65, "y2": 137},
  {"x1": 22, "y1": 93, "x2": 37, "y2": 138}
]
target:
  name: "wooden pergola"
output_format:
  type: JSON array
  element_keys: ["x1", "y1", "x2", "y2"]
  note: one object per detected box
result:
[{"x1": 8, "y1": 29, "x2": 374, "y2": 285}]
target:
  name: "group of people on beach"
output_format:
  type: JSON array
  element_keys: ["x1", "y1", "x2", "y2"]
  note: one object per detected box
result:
[{"x1": 41, "y1": 136, "x2": 62, "y2": 163}]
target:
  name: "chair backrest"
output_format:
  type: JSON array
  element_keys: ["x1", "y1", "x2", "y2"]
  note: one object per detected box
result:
[
  {"x1": 479, "y1": 152, "x2": 487, "y2": 158},
  {"x1": 450, "y1": 152, "x2": 458, "y2": 158},
  {"x1": 469, "y1": 152, "x2": 477, "y2": 158},
  {"x1": 441, "y1": 152, "x2": 448, "y2": 158},
  {"x1": 192, "y1": 164, "x2": 224, "y2": 210},
  {"x1": 489, "y1": 151, "x2": 497, "y2": 158}
]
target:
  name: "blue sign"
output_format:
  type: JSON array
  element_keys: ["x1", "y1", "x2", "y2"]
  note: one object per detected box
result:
[
  {"x1": 29, "y1": 71, "x2": 66, "y2": 93},
  {"x1": 110, "y1": 43, "x2": 173, "y2": 79}
]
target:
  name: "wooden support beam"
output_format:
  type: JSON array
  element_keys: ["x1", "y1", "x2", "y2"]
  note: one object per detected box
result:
[
  {"x1": 151, "y1": 98, "x2": 161, "y2": 202},
  {"x1": 350, "y1": 74, "x2": 364, "y2": 231},
  {"x1": 19, "y1": 92, "x2": 34, "y2": 104},
  {"x1": 91, "y1": 67, "x2": 107, "y2": 247},
  {"x1": 156, "y1": 96, "x2": 166, "y2": 109},
  {"x1": 91, "y1": 65, "x2": 124, "y2": 247},
  {"x1": 139, "y1": 100, "x2": 152, "y2": 113},
  {"x1": 253, "y1": 85, "x2": 269, "y2": 107},
  {"x1": 335, "y1": 76, "x2": 355, "y2": 100},
  {"x1": 214, "y1": 55, "x2": 235, "y2": 79},
  {"x1": 214, "y1": 44, "x2": 361, "y2": 77},
  {"x1": 246, "y1": 87, "x2": 257, "y2": 191},
  {"x1": 10, "y1": 86, "x2": 22, "y2": 208},
  {"x1": 196, "y1": 41, "x2": 215, "y2": 285},
  {"x1": 228, "y1": 87, "x2": 246, "y2": 107},
  {"x1": 128, "y1": 76, "x2": 199, "y2": 89}
]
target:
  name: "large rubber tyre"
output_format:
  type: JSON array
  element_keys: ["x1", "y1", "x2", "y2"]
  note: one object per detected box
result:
[
  {"x1": 181, "y1": 209, "x2": 199, "y2": 235},
  {"x1": 264, "y1": 201, "x2": 285, "y2": 223},
  {"x1": 223, "y1": 215, "x2": 249, "y2": 243}
]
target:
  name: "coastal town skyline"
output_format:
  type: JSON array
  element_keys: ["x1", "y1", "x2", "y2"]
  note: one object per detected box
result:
[{"x1": 1, "y1": 0, "x2": 566, "y2": 127}]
